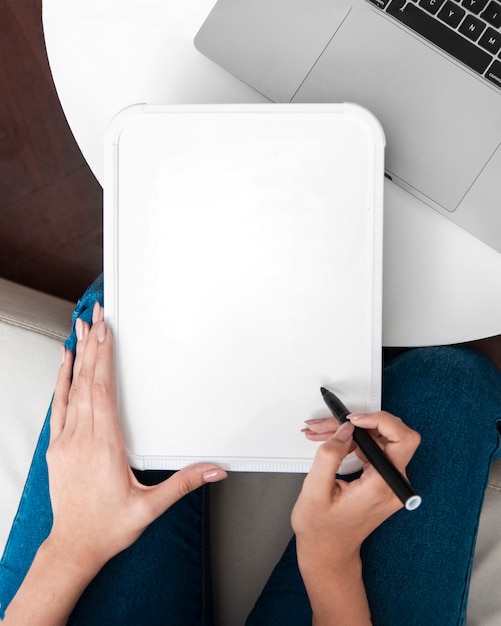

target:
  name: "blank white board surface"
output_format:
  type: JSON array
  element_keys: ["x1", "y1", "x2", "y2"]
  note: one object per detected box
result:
[{"x1": 104, "y1": 103, "x2": 385, "y2": 472}]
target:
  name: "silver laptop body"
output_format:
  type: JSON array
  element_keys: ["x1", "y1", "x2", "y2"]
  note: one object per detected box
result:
[{"x1": 195, "y1": 0, "x2": 501, "y2": 252}]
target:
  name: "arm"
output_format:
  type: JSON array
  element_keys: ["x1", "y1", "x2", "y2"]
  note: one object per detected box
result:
[
  {"x1": 3, "y1": 303, "x2": 227, "y2": 625},
  {"x1": 292, "y1": 413, "x2": 421, "y2": 625},
  {"x1": 2, "y1": 538, "x2": 101, "y2": 626}
]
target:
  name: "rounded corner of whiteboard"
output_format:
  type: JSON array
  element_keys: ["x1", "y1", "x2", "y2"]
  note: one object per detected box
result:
[
  {"x1": 342, "y1": 102, "x2": 386, "y2": 148},
  {"x1": 104, "y1": 103, "x2": 147, "y2": 147}
]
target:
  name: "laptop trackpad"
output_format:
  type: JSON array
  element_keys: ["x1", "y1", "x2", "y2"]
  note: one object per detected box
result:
[
  {"x1": 194, "y1": 0, "x2": 353, "y2": 104},
  {"x1": 292, "y1": 6, "x2": 501, "y2": 211}
]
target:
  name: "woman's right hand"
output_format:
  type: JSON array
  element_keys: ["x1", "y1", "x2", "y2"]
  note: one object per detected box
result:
[{"x1": 291, "y1": 412, "x2": 421, "y2": 625}]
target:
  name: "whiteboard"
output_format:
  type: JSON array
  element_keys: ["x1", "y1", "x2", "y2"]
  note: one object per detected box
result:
[{"x1": 104, "y1": 103, "x2": 385, "y2": 472}]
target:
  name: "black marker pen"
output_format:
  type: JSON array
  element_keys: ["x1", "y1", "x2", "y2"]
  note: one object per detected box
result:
[{"x1": 320, "y1": 387, "x2": 422, "y2": 511}]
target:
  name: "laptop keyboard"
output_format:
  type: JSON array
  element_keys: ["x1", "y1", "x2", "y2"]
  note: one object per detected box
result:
[{"x1": 368, "y1": 0, "x2": 501, "y2": 88}]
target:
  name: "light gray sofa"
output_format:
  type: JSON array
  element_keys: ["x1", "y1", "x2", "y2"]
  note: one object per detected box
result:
[{"x1": 0, "y1": 276, "x2": 500, "y2": 625}]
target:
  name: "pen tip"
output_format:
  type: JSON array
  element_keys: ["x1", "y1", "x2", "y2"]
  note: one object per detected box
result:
[{"x1": 320, "y1": 387, "x2": 328, "y2": 396}]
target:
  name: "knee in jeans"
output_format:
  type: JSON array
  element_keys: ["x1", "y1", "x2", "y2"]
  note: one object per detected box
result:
[
  {"x1": 386, "y1": 345, "x2": 499, "y2": 388},
  {"x1": 383, "y1": 345, "x2": 501, "y2": 427}
]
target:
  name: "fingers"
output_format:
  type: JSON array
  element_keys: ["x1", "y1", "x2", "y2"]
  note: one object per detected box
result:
[
  {"x1": 302, "y1": 421, "x2": 355, "y2": 501},
  {"x1": 49, "y1": 348, "x2": 74, "y2": 442},
  {"x1": 72, "y1": 303, "x2": 103, "y2": 384},
  {"x1": 303, "y1": 411, "x2": 421, "y2": 471},
  {"x1": 72, "y1": 316, "x2": 112, "y2": 436},
  {"x1": 73, "y1": 328, "x2": 100, "y2": 432},
  {"x1": 349, "y1": 412, "x2": 421, "y2": 470},
  {"x1": 301, "y1": 417, "x2": 340, "y2": 441},
  {"x1": 91, "y1": 321, "x2": 120, "y2": 436},
  {"x1": 142, "y1": 464, "x2": 228, "y2": 521},
  {"x1": 56, "y1": 303, "x2": 107, "y2": 436},
  {"x1": 72, "y1": 318, "x2": 90, "y2": 383},
  {"x1": 64, "y1": 317, "x2": 91, "y2": 434},
  {"x1": 300, "y1": 411, "x2": 420, "y2": 509}
]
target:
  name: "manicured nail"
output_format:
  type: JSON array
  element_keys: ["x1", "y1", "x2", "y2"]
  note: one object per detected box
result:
[
  {"x1": 304, "y1": 418, "x2": 327, "y2": 425},
  {"x1": 97, "y1": 321, "x2": 107, "y2": 343},
  {"x1": 333, "y1": 421, "x2": 354, "y2": 442},
  {"x1": 203, "y1": 469, "x2": 226, "y2": 482},
  {"x1": 347, "y1": 413, "x2": 367, "y2": 421},
  {"x1": 60, "y1": 346, "x2": 66, "y2": 364},
  {"x1": 75, "y1": 318, "x2": 84, "y2": 341},
  {"x1": 92, "y1": 302, "x2": 101, "y2": 324}
]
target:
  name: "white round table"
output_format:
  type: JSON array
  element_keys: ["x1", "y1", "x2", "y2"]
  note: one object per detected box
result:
[{"x1": 42, "y1": 0, "x2": 501, "y2": 347}]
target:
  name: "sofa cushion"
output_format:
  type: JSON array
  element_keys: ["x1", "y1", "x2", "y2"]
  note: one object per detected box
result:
[{"x1": 0, "y1": 278, "x2": 73, "y2": 550}]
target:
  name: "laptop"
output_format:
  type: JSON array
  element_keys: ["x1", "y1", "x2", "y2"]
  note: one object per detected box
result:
[{"x1": 194, "y1": 0, "x2": 501, "y2": 253}]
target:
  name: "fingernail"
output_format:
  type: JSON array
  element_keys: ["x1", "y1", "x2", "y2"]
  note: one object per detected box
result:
[
  {"x1": 333, "y1": 421, "x2": 354, "y2": 442},
  {"x1": 97, "y1": 321, "x2": 107, "y2": 343},
  {"x1": 60, "y1": 346, "x2": 66, "y2": 364},
  {"x1": 304, "y1": 418, "x2": 326, "y2": 425},
  {"x1": 347, "y1": 413, "x2": 367, "y2": 421},
  {"x1": 92, "y1": 302, "x2": 101, "y2": 324},
  {"x1": 75, "y1": 318, "x2": 84, "y2": 341},
  {"x1": 203, "y1": 469, "x2": 226, "y2": 482}
]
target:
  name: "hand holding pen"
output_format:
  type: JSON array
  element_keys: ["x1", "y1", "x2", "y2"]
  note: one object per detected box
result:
[
  {"x1": 293, "y1": 409, "x2": 422, "y2": 624},
  {"x1": 302, "y1": 389, "x2": 422, "y2": 510}
]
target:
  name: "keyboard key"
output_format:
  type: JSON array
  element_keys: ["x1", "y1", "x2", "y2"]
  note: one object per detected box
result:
[
  {"x1": 367, "y1": 0, "x2": 392, "y2": 8},
  {"x1": 387, "y1": 0, "x2": 493, "y2": 73},
  {"x1": 461, "y1": 0, "x2": 489, "y2": 14},
  {"x1": 479, "y1": 26, "x2": 501, "y2": 53},
  {"x1": 438, "y1": 0, "x2": 466, "y2": 26},
  {"x1": 485, "y1": 58, "x2": 501, "y2": 85},
  {"x1": 419, "y1": 0, "x2": 447, "y2": 14},
  {"x1": 458, "y1": 14, "x2": 487, "y2": 40},
  {"x1": 481, "y1": 1, "x2": 501, "y2": 27}
]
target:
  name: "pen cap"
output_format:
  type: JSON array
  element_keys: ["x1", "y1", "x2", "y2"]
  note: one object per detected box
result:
[{"x1": 405, "y1": 495, "x2": 422, "y2": 511}]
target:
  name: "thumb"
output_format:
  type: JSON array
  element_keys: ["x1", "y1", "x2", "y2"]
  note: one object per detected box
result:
[
  {"x1": 303, "y1": 421, "x2": 355, "y2": 500},
  {"x1": 142, "y1": 463, "x2": 227, "y2": 520}
]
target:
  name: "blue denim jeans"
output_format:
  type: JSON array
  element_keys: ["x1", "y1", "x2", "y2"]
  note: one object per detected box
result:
[{"x1": 1, "y1": 275, "x2": 500, "y2": 625}]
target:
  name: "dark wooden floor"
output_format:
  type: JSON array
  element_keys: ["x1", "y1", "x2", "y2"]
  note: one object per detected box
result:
[{"x1": 0, "y1": 0, "x2": 102, "y2": 302}]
